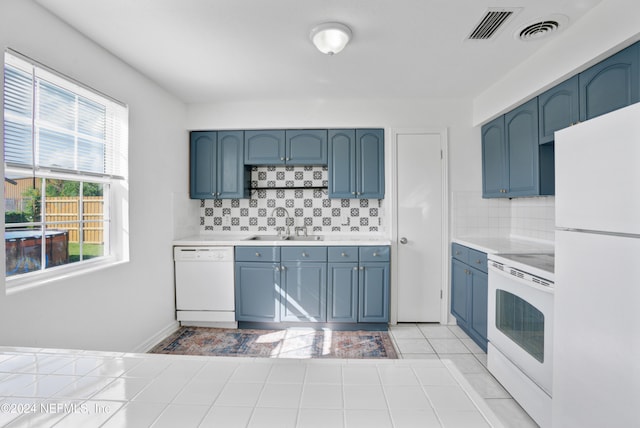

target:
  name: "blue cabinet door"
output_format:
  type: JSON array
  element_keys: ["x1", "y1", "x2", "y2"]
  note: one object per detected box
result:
[
  {"x1": 358, "y1": 262, "x2": 389, "y2": 323},
  {"x1": 580, "y1": 42, "x2": 640, "y2": 121},
  {"x1": 281, "y1": 262, "x2": 327, "y2": 322},
  {"x1": 481, "y1": 116, "x2": 507, "y2": 198},
  {"x1": 328, "y1": 129, "x2": 356, "y2": 198},
  {"x1": 328, "y1": 129, "x2": 385, "y2": 199},
  {"x1": 470, "y1": 268, "x2": 488, "y2": 351},
  {"x1": 217, "y1": 130, "x2": 249, "y2": 199},
  {"x1": 450, "y1": 246, "x2": 488, "y2": 351},
  {"x1": 505, "y1": 98, "x2": 539, "y2": 197},
  {"x1": 235, "y1": 262, "x2": 280, "y2": 322},
  {"x1": 450, "y1": 258, "x2": 469, "y2": 327},
  {"x1": 285, "y1": 130, "x2": 327, "y2": 165},
  {"x1": 327, "y1": 262, "x2": 358, "y2": 323},
  {"x1": 244, "y1": 130, "x2": 286, "y2": 165},
  {"x1": 538, "y1": 75, "x2": 579, "y2": 144},
  {"x1": 356, "y1": 129, "x2": 385, "y2": 199},
  {"x1": 190, "y1": 131, "x2": 216, "y2": 199}
]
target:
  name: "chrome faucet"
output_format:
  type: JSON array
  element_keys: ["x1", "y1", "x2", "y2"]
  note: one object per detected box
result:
[{"x1": 270, "y1": 207, "x2": 292, "y2": 237}]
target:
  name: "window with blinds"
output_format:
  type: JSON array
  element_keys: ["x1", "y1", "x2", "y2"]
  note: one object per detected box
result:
[{"x1": 3, "y1": 50, "x2": 129, "y2": 281}]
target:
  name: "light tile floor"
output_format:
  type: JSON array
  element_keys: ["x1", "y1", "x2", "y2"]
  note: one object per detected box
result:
[
  {"x1": 0, "y1": 342, "x2": 507, "y2": 428},
  {"x1": 388, "y1": 323, "x2": 538, "y2": 428},
  {"x1": 0, "y1": 324, "x2": 538, "y2": 428}
]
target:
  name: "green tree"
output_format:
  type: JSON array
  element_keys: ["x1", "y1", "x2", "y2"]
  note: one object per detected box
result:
[
  {"x1": 22, "y1": 187, "x2": 41, "y2": 222},
  {"x1": 45, "y1": 179, "x2": 103, "y2": 197}
]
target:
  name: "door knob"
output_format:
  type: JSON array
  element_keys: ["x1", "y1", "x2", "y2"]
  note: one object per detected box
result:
[{"x1": 400, "y1": 237, "x2": 408, "y2": 244}]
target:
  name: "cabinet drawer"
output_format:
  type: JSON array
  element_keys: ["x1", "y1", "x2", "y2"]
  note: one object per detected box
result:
[
  {"x1": 467, "y1": 249, "x2": 488, "y2": 273},
  {"x1": 451, "y1": 243, "x2": 469, "y2": 262},
  {"x1": 236, "y1": 246, "x2": 280, "y2": 262},
  {"x1": 328, "y1": 246, "x2": 359, "y2": 262},
  {"x1": 359, "y1": 246, "x2": 390, "y2": 262},
  {"x1": 281, "y1": 246, "x2": 327, "y2": 262}
]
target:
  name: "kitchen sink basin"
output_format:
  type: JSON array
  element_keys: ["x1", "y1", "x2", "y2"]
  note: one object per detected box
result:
[{"x1": 248, "y1": 235, "x2": 324, "y2": 241}]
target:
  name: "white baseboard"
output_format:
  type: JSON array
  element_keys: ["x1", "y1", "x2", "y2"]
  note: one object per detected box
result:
[{"x1": 133, "y1": 320, "x2": 180, "y2": 353}]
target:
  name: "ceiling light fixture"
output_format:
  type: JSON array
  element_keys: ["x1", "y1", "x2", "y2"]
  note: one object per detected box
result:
[{"x1": 310, "y1": 22, "x2": 352, "y2": 55}]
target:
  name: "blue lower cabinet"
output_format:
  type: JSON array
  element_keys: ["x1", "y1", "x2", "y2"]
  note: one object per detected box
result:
[
  {"x1": 450, "y1": 243, "x2": 488, "y2": 351},
  {"x1": 235, "y1": 262, "x2": 280, "y2": 322},
  {"x1": 281, "y1": 262, "x2": 327, "y2": 322},
  {"x1": 470, "y1": 269, "x2": 488, "y2": 343},
  {"x1": 358, "y1": 262, "x2": 390, "y2": 323},
  {"x1": 234, "y1": 245, "x2": 389, "y2": 326},
  {"x1": 327, "y1": 262, "x2": 359, "y2": 323},
  {"x1": 450, "y1": 259, "x2": 469, "y2": 325}
]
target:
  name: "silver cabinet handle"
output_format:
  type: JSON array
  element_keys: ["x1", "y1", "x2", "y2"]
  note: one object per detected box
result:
[
  {"x1": 275, "y1": 266, "x2": 280, "y2": 272},
  {"x1": 281, "y1": 266, "x2": 286, "y2": 271},
  {"x1": 359, "y1": 266, "x2": 364, "y2": 271},
  {"x1": 372, "y1": 252, "x2": 378, "y2": 257},
  {"x1": 301, "y1": 252, "x2": 307, "y2": 257},
  {"x1": 400, "y1": 237, "x2": 408, "y2": 245},
  {"x1": 353, "y1": 266, "x2": 358, "y2": 271},
  {"x1": 280, "y1": 157, "x2": 285, "y2": 161},
  {"x1": 341, "y1": 252, "x2": 347, "y2": 257},
  {"x1": 255, "y1": 252, "x2": 261, "y2": 257}
]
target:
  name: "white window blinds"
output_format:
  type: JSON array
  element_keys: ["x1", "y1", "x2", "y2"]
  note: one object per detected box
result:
[{"x1": 4, "y1": 51, "x2": 128, "y2": 179}]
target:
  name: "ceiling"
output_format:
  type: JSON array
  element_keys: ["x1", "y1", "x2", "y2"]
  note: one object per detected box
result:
[{"x1": 35, "y1": 0, "x2": 601, "y2": 104}]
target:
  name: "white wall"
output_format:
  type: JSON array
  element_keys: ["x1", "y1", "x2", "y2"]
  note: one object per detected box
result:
[
  {"x1": 0, "y1": 0, "x2": 189, "y2": 352},
  {"x1": 473, "y1": 0, "x2": 640, "y2": 125}
]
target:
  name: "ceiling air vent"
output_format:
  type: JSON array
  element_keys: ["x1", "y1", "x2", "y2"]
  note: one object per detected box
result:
[
  {"x1": 467, "y1": 9, "x2": 519, "y2": 40},
  {"x1": 517, "y1": 15, "x2": 567, "y2": 42}
]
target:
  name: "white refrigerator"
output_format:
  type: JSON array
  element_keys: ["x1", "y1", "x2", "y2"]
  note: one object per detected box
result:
[{"x1": 553, "y1": 102, "x2": 640, "y2": 428}]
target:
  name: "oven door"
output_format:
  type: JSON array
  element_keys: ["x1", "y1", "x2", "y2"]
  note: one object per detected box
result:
[{"x1": 488, "y1": 264, "x2": 554, "y2": 395}]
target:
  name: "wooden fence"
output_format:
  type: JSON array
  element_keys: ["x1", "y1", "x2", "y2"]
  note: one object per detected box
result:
[{"x1": 45, "y1": 197, "x2": 104, "y2": 244}]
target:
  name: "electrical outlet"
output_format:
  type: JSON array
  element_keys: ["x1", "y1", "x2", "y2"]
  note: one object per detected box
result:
[
  {"x1": 341, "y1": 214, "x2": 349, "y2": 226},
  {"x1": 223, "y1": 214, "x2": 230, "y2": 226}
]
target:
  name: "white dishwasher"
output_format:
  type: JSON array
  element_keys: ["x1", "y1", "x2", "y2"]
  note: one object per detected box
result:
[{"x1": 174, "y1": 246, "x2": 236, "y2": 327}]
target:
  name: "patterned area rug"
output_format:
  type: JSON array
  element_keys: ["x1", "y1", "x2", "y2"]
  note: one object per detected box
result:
[{"x1": 149, "y1": 327, "x2": 398, "y2": 359}]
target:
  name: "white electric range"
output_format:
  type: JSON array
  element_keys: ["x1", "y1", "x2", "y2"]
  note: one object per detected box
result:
[{"x1": 487, "y1": 251, "x2": 554, "y2": 428}]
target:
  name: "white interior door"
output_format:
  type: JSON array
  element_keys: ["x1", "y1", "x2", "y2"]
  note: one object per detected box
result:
[{"x1": 395, "y1": 132, "x2": 444, "y2": 322}]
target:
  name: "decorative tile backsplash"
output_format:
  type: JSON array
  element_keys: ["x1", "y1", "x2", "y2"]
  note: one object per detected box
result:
[{"x1": 200, "y1": 166, "x2": 383, "y2": 233}]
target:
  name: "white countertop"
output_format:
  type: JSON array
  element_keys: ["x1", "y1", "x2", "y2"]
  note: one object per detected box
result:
[
  {"x1": 173, "y1": 233, "x2": 391, "y2": 246},
  {"x1": 454, "y1": 235, "x2": 555, "y2": 280},
  {"x1": 453, "y1": 236, "x2": 554, "y2": 255}
]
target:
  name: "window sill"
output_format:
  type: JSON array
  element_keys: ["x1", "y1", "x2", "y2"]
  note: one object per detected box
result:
[{"x1": 5, "y1": 257, "x2": 129, "y2": 295}]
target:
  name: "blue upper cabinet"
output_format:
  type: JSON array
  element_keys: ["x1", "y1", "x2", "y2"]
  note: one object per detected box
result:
[
  {"x1": 328, "y1": 129, "x2": 384, "y2": 199},
  {"x1": 357, "y1": 129, "x2": 385, "y2": 199},
  {"x1": 538, "y1": 75, "x2": 579, "y2": 144},
  {"x1": 285, "y1": 130, "x2": 327, "y2": 165},
  {"x1": 482, "y1": 99, "x2": 552, "y2": 198},
  {"x1": 579, "y1": 42, "x2": 640, "y2": 121},
  {"x1": 244, "y1": 130, "x2": 286, "y2": 165},
  {"x1": 190, "y1": 131, "x2": 249, "y2": 199},
  {"x1": 481, "y1": 116, "x2": 507, "y2": 198},
  {"x1": 505, "y1": 98, "x2": 540, "y2": 197},
  {"x1": 244, "y1": 129, "x2": 327, "y2": 165},
  {"x1": 328, "y1": 129, "x2": 356, "y2": 198},
  {"x1": 190, "y1": 131, "x2": 216, "y2": 199}
]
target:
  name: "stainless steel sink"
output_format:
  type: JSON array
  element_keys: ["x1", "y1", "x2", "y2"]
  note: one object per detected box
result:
[{"x1": 248, "y1": 235, "x2": 324, "y2": 241}]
